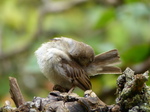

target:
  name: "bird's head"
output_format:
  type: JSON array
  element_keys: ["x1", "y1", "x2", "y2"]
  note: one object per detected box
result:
[
  {"x1": 71, "y1": 45, "x2": 95, "y2": 67},
  {"x1": 78, "y1": 55, "x2": 94, "y2": 67},
  {"x1": 51, "y1": 37, "x2": 95, "y2": 66}
]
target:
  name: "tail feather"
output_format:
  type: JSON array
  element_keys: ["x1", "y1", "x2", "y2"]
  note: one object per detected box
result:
[
  {"x1": 85, "y1": 49, "x2": 122, "y2": 76},
  {"x1": 95, "y1": 66, "x2": 121, "y2": 75},
  {"x1": 94, "y1": 49, "x2": 121, "y2": 65}
]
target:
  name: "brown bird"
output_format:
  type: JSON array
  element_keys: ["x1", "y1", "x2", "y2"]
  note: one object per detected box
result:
[{"x1": 35, "y1": 37, "x2": 121, "y2": 92}]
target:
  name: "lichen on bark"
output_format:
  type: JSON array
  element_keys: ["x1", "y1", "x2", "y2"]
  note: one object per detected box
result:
[{"x1": 116, "y1": 67, "x2": 150, "y2": 112}]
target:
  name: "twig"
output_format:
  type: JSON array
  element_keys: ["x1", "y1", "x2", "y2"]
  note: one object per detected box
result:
[
  {"x1": 41, "y1": 0, "x2": 86, "y2": 13},
  {"x1": 132, "y1": 57, "x2": 150, "y2": 74},
  {"x1": 9, "y1": 77, "x2": 25, "y2": 108}
]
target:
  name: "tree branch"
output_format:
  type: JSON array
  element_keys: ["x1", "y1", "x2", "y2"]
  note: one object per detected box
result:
[{"x1": 1, "y1": 68, "x2": 150, "y2": 112}]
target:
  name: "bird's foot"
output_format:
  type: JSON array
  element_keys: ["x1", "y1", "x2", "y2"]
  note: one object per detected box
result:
[{"x1": 53, "y1": 85, "x2": 69, "y2": 92}]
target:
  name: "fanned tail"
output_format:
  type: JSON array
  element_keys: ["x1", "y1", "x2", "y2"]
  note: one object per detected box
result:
[{"x1": 85, "y1": 49, "x2": 122, "y2": 76}]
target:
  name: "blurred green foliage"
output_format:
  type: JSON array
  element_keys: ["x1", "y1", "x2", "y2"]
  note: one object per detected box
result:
[{"x1": 0, "y1": 0, "x2": 150, "y2": 106}]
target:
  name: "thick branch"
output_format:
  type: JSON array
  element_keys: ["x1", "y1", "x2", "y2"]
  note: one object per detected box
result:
[{"x1": 1, "y1": 68, "x2": 150, "y2": 112}]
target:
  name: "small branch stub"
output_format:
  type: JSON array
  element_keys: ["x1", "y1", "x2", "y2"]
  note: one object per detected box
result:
[{"x1": 9, "y1": 77, "x2": 25, "y2": 108}]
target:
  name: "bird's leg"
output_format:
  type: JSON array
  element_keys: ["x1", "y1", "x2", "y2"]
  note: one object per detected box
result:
[
  {"x1": 53, "y1": 85, "x2": 69, "y2": 92},
  {"x1": 68, "y1": 86, "x2": 75, "y2": 95},
  {"x1": 53, "y1": 85, "x2": 75, "y2": 94},
  {"x1": 62, "y1": 86, "x2": 76, "y2": 103},
  {"x1": 53, "y1": 85, "x2": 76, "y2": 102}
]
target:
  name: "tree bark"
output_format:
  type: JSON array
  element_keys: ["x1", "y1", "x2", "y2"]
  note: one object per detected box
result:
[
  {"x1": 0, "y1": 68, "x2": 150, "y2": 112},
  {"x1": 9, "y1": 77, "x2": 25, "y2": 108}
]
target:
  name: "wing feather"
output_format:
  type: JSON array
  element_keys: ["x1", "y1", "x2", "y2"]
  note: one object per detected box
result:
[{"x1": 61, "y1": 58, "x2": 91, "y2": 90}]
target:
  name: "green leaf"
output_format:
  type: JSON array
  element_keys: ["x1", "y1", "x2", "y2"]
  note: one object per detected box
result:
[
  {"x1": 121, "y1": 43, "x2": 150, "y2": 64},
  {"x1": 94, "y1": 8, "x2": 116, "y2": 29},
  {"x1": 124, "y1": 0, "x2": 140, "y2": 4}
]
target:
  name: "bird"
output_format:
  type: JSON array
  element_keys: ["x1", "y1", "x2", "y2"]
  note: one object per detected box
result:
[{"x1": 35, "y1": 37, "x2": 121, "y2": 92}]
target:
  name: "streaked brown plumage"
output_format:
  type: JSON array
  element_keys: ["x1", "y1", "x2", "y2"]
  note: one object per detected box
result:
[{"x1": 35, "y1": 37, "x2": 121, "y2": 92}]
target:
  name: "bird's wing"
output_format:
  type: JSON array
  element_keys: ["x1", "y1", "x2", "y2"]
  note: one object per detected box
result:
[{"x1": 59, "y1": 58, "x2": 92, "y2": 90}]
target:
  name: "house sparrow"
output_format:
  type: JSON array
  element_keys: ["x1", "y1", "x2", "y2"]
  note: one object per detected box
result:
[{"x1": 35, "y1": 37, "x2": 121, "y2": 92}]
